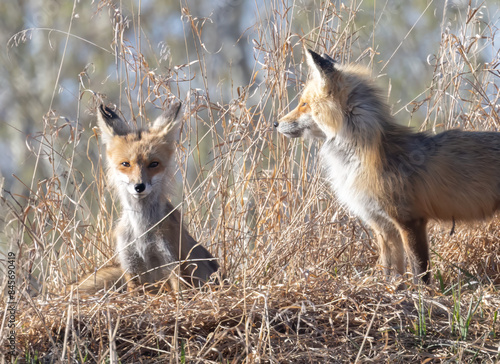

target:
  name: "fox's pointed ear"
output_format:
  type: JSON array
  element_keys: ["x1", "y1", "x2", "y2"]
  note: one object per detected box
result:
[
  {"x1": 153, "y1": 101, "x2": 183, "y2": 128},
  {"x1": 153, "y1": 101, "x2": 183, "y2": 141},
  {"x1": 320, "y1": 52, "x2": 336, "y2": 65},
  {"x1": 97, "y1": 105, "x2": 131, "y2": 144},
  {"x1": 305, "y1": 49, "x2": 336, "y2": 84}
]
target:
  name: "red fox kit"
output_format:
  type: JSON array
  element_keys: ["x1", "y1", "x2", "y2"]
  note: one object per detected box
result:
[
  {"x1": 75, "y1": 101, "x2": 219, "y2": 292},
  {"x1": 275, "y1": 49, "x2": 500, "y2": 283}
]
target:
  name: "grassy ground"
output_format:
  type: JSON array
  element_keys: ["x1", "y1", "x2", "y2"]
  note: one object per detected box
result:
[
  {"x1": 14, "y1": 275, "x2": 500, "y2": 363},
  {"x1": 1, "y1": 0, "x2": 500, "y2": 362}
]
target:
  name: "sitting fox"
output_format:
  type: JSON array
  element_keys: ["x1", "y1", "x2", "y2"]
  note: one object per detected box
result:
[
  {"x1": 275, "y1": 49, "x2": 500, "y2": 283},
  {"x1": 74, "y1": 101, "x2": 220, "y2": 293}
]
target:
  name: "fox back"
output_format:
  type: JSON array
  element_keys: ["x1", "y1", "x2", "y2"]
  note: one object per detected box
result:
[
  {"x1": 275, "y1": 49, "x2": 500, "y2": 284},
  {"x1": 77, "y1": 102, "x2": 220, "y2": 292}
]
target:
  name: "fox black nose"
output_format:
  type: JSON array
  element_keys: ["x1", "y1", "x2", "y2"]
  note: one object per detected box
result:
[
  {"x1": 273, "y1": 121, "x2": 279, "y2": 128},
  {"x1": 134, "y1": 183, "x2": 146, "y2": 193}
]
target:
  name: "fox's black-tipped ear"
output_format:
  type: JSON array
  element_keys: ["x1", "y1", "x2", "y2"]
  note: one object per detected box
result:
[
  {"x1": 153, "y1": 101, "x2": 183, "y2": 129},
  {"x1": 306, "y1": 49, "x2": 335, "y2": 75},
  {"x1": 320, "y1": 53, "x2": 336, "y2": 65},
  {"x1": 305, "y1": 49, "x2": 336, "y2": 83},
  {"x1": 97, "y1": 104, "x2": 131, "y2": 144},
  {"x1": 153, "y1": 101, "x2": 183, "y2": 142}
]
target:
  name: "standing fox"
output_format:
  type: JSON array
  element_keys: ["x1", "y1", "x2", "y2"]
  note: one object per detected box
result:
[
  {"x1": 275, "y1": 49, "x2": 500, "y2": 283},
  {"x1": 75, "y1": 101, "x2": 220, "y2": 293}
]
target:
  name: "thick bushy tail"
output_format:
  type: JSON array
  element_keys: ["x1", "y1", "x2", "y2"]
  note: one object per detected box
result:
[
  {"x1": 70, "y1": 264, "x2": 127, "y2": 294},
  {"x1": 181, "y1": 233, "x2": 222, "y2": 288},
  {"x1": 163, "y1": 201, "x2": 222, "y2": 288}
]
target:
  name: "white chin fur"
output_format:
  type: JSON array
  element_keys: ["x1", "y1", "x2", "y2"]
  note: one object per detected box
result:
[{"x1": 131, "y1": 192, "x2": 149, "y2": 199}]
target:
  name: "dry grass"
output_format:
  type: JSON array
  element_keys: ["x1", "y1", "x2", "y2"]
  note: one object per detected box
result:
[
  {"x1": 1, "y1": 0, "x2": 500, "y2": 362},
  {"x1": 14, "y1": 277, "x2": 500, "y2": 363}
]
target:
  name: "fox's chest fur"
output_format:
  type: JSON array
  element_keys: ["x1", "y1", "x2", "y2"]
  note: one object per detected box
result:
[
  {"x1": 115, "y1": 197, "x2": 178, "y2": 283},
  {"x1": 320, "y1": 139, "x2": 387, "y2": 223}
]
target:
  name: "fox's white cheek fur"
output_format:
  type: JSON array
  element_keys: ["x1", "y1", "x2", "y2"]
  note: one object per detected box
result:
[
  {"x1": 115, "y1": 171, "x2": 130, "y2": 184},
  {"x1": 312, "y1": 116, "x2": 333, "y2": 139},
  {"x1": 151, "y1": 173, "x2": 164, "y2": 186}
]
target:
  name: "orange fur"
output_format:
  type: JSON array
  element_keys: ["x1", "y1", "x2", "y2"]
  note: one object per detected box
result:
[
  {"x1": 71, "y1": 102, "x2": 220, "y2": 293},
  {"x1": 275, "y1": 49, "x2": 500, "y2": 284}
]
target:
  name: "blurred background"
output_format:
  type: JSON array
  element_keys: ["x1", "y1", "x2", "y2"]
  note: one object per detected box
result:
[{"x1": 2, "y1": 0, "x2": 499, "y2": 192}]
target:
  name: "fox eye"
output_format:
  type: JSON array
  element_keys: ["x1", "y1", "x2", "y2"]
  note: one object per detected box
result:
[
  {"x1": 121, "y1": 162, "x2": 130, "y2": 167},
  {"x1": 149, "y1": 161, "x2": 159, "y2": 168},
  {"x1": 301, "y1": 102, "x2": 308, "y2": 107}
]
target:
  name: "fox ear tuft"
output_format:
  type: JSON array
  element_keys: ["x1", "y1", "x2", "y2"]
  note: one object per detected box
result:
[
  {"x1": 320, "y1": 53, "x2": 337, "y2": 65},
  {"x1": 97, "y1": 105, "x2": 131, "y2": 144},
  {"x1": 153, "y1": 101, "x2": 183, "y2": 142},
  {"x1": 153, "y1": 101, "x2": 183, "y2": 128},
  {"x1": 306, "y1": 49, "x2": 336, "y2": 83}
]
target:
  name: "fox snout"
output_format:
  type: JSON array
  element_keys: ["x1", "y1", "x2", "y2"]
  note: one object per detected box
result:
[
  {"x1": 275, "y1": 96, "x2": 327, "y2": 139},
  {"x1": 274, "y1": 113, "x2": 326, "y2": 140},
  {"x1": 114, "y1": 167, "x2": 156, "y2": 199},
  {"x1": 274, "y1": 119, "x2": 304, "y2": 138},
  {"x1": 134, "y1": 183, "x2": 146, "y2": 193},
  {"x1": 125, "y1": 180, "x2": 152, "y2": 199},
  {"x1": 274, "y1": 108, "x2": 304, "y2": 138},
  {"x1": 112, "y1": 163, "x2": 157, "y2": 199}
]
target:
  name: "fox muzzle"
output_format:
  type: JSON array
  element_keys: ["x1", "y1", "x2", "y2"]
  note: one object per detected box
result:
[{"x1": 134, "y1": 183, "x2": 146, "y2": 193}]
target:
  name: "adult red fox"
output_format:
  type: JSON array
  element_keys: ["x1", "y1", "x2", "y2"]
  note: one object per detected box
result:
[
  {"x1": 74, "y1": 101, "x2": 220, "y2": 293},
  {"x1": 275, "y1": 49, "x2": 500, "y2": 283}
]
